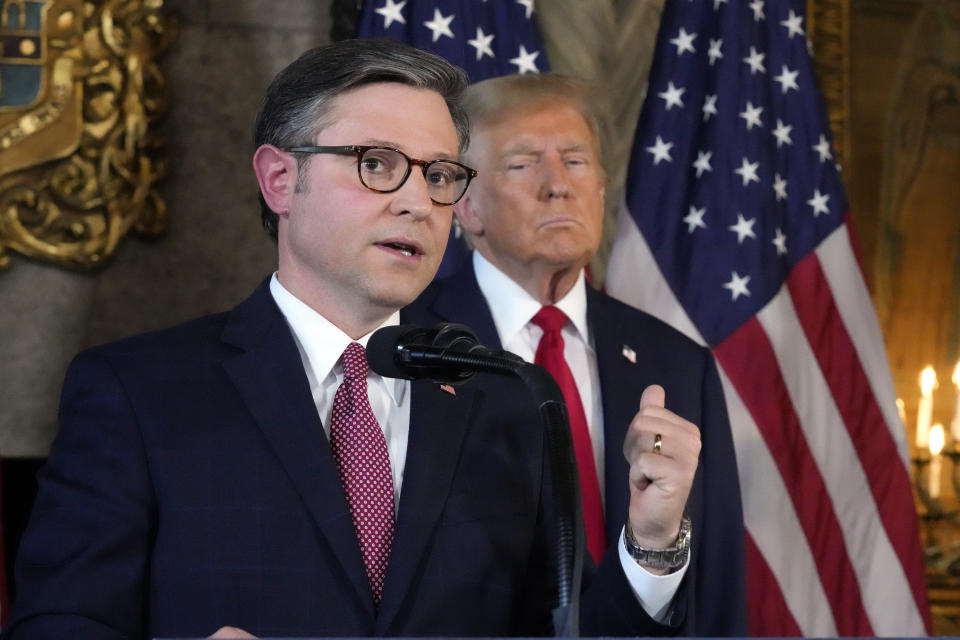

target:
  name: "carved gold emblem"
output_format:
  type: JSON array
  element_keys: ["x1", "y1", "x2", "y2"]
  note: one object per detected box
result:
[{"x1": 0, "y1": 0, "x2": 175, "y2": 270}]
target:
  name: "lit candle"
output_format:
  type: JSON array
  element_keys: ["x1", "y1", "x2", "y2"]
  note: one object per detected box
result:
[
  {"x1": 952, "y1": 362, "x2": 960, "y2": 442},
  {"x1": 897, "y1": 398, "x2": 906, "y2": 426},
  {"x1": 917, "y1": 366, "x2": 936, "y2": 450},
  {"x1": 930, "y1": 424, "x2": 945, "y2": 498}
]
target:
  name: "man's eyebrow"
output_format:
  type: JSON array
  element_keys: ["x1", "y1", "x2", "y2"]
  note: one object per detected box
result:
[
  {"x1": 359, "y1": 139, "x2": 457, "y2": 160},
  {"x1": 501, "y1": 144, "x2": 541, "y2": 157},
  {"x1": 502, "y1": 141, "x2": 592, "y2": 157}
]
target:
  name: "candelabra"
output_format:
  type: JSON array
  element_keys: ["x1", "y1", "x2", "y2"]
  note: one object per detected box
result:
[{"x1": 914, "y1": 441, "x2": 960, "y2": 571}]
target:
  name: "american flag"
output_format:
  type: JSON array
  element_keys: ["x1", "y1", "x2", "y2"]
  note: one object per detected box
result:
[
  {"x1": 356, "y1": 0, "x2": 548, "y2": 279},
  {"x1": 605, "y1": 0, "x2": 930, "y2": 635}
]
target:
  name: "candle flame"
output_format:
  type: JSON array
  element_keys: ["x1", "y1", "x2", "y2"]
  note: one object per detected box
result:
[
  {"x1": 954, "y1": 362, "x2": 960, "y2": 388},
  {"x1": 896, "y1": 397, "x2": 906, "y2": 422},
  {"x1": 921, "y1": 366, "x2": 937, "y2": 395},
  {"x1": 930, "y1": 423, "x2": 945, "y2": 455}
]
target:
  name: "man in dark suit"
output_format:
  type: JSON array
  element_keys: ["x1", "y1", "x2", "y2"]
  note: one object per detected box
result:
[
  {"x1": 8, "y1": 41, "x2": 704, "y2": 639},
  {"x1": 407, "y1": 73, "x2": 749, "y2": 636}
]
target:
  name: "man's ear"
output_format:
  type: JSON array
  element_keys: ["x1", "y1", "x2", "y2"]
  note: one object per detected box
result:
[
  {"x1": 454, "y1": 193, "x2": 485, "y2": 236},
  {"x1": 253, "y1": 144, "x2": 297, "y2": 216}
]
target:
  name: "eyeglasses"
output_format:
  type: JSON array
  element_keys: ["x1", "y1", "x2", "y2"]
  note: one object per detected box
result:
[{"x1": 285, "y1": 145, "x2": 478, "y2": 206}]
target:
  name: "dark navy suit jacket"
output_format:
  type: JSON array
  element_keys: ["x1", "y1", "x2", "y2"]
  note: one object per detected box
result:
[
  {"x1": 405, "y1": 260, "x2": 749, "y2": 636},
  {"x1": 6, "y1": 279, "x2": 674, "y2": 639}
]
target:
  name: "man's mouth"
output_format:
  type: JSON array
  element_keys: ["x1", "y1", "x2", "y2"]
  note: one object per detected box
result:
[{"x1": 377, "y1": 240, "x2": 422, "y2": 257}]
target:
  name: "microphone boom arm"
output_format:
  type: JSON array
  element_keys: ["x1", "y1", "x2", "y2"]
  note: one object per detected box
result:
[{"x1": 390, "y1": 342, "x2": 584, "y2": 637}]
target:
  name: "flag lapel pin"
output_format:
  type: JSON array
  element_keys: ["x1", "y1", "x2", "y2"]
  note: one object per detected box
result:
[
  {"x1": 439, "y1": 384, "x2": 456, "y2": 396},
  {"x1": 621, "y1": 345, "x2": 637, "y2": 364}
]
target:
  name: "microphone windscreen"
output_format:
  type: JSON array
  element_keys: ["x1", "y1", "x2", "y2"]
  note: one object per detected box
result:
[{"x1": 366, "y1": 324, "x2": 420, "y2": 379}]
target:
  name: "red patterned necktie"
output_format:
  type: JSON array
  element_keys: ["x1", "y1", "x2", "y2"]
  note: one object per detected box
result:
[
  {"x1": 531, "y1": 306, "x2": 607, "y2": 563},
  {"x1": 329, "y1": 342, "x2": 395, "y2": 604}
]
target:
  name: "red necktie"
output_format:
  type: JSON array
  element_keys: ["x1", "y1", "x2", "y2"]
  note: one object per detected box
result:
[
  {"x1": 329, "y1": 342, "x2": 395, "y2": 604},
  {"x1": 531, "y1": 306, "x2": 606, "y2": 563}
]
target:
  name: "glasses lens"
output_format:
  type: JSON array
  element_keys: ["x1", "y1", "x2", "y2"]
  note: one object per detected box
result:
[
  {"x1": 358, "y1": 148, "x2": 407, "y2": 191},
  {"x1": 425, "y1": 161, "x2": 470, "y2": 205}
]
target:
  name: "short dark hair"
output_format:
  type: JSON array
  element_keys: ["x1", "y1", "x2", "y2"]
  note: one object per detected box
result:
[{"x1": 253, "y1": 38, "x2": 470, "y2": 241}]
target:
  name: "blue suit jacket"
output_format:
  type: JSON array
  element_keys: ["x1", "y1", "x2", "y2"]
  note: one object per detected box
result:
[
  {"x1": 405, "y1": 260, "x2": 749, "y2": 636},
  {"x1": 7, "y1": 280, "x2": 673, "y2": 639}
]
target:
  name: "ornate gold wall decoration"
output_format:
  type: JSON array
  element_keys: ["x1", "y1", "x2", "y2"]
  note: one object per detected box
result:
[{"x1": 0, "y1": 0, "x2": 175, "y2": 270}]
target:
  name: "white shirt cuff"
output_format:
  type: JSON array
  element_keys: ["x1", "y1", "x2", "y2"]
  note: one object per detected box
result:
[{"x1": 617, "y1": 525, "x2": 689, "y2": 623}]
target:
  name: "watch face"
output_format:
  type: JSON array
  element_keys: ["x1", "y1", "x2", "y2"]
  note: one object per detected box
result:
[{"x1": 625, "y1": 515, "x2": 691, "y2": 571}]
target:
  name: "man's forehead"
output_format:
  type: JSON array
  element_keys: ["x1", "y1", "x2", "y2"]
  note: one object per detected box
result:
[
  {"x1": 479, "y1": 103, "x2": 596, "y2": 142},
  {"x1": 321, "y1": 83, "x2": 458, "y2": 156}
]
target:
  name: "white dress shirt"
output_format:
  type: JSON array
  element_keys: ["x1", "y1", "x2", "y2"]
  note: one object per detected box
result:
[
  {"x1": 473, "y1": 252, "x2": 687, "y2": 622},
  {"x1": 270, "y1": 274, "x2": 410, "y2": 509}
]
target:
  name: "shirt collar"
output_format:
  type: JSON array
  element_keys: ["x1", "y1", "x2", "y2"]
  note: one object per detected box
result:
[
  {"x1": 269, "y1": 273, "x2": 405, "y2": 405},
  {"x1": 472, "y1": 251, "x2": 590, "y2": 344}
]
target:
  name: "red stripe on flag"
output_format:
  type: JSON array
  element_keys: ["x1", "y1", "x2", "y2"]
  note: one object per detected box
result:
[
  {"x1": 786, "y1": 249, "x2": 932, "y2": 632},
  {"x1": 744, "y1": 530, "x2": 802, "y2": 636},
  {"x1": 714, "y1": 317, "x2": 874, "y2": 636}
]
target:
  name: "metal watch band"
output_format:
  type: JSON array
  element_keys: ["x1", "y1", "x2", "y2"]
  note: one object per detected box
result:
[{"x1": 623, "y1": 515, "x2": 692, "y2": 572}]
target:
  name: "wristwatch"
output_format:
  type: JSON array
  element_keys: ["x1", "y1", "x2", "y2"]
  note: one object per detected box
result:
[{"x1": 623, "y1": 515, "x2": 692, "y2": 572}]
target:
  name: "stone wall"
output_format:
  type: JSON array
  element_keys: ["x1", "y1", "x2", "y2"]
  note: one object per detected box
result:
[{"x1": 0, "y1": 0, "x2": 334, "y2": 456}]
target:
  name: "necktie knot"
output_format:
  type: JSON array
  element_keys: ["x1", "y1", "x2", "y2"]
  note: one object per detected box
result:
[
  {"x1": 341, "y1": 342, "x2": 369, "y2": 381},
  {"x1": 531, "y1": 305, "x2": 568, "y2": 334}
]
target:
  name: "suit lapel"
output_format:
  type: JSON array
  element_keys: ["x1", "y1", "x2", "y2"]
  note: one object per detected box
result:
[
  {"x1": 429, "y1": 259, "x2": 503, "y2": 349},
  {"x1": 376, "y1": 379, "x2": 477, "y2": 633},
  {"x1": 587, "y1": 289, "x2": 654, "y2": 544},
  {"x1": 220, "y1": 282, "x2": 375, "y2": 614}
]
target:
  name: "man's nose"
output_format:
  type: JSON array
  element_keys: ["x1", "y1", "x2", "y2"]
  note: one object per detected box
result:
[
  {"x1": 540, "y1": 157, "x2": 572, "y2": 199},
  {"x1": 391, "y1": 169, "x2": 436, "y2": 218}
]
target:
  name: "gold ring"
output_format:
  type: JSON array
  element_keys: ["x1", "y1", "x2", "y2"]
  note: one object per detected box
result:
[{"x1": 653, "y1": 433, "x2": 662, "y2": 454}]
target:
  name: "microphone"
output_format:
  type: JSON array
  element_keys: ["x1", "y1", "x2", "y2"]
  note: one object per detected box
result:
[
  {"x1": 368, "y1": 321, "x2": 583, "y2": 636},
  {"x1": 367, "y1": 323, "x2": 521, "y2": 384}
]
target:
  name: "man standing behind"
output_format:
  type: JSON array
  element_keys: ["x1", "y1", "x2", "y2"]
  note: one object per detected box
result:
[{"x1": 408, "y1": 73, "x2": 749, "y2": 635}]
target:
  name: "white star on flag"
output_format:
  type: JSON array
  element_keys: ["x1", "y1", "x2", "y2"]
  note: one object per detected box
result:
[
  {"x1": 509, "y1": 44, "x2": 540, "y2": 73},
  {"x1": 772, "y1": 119, "x2": 793, "y2": 147},
  {"x1": 813, "y1": 134, "x2": 833, "y2": 162},
  {"x1": 739, "y1": 101, "x2": 764, "y2": 130},
  {"x1": 375, "y1": 0, "x2": 406, "y2": 28},
  {"x1": 743, "y1": 46, "x2": 766, "y2": 75},
  {"x1": 807, "y1": 188, "x2": 831, "y2": 216},
  {"x1": 774, "y1": 65, "x2": 800, "y2": 94},
  {"x1": 708, "y1": 38, "x2": 723, "y2": 66},
  {"x1": 702, "y1": 94, "x2": 718, "y2": 122},
  {"x1": 772, "y1": 227, "x2": 788, "y2": 255},
  {"x1": 467, "y1": 26, "x2": 495, "y2": 60},
  {"x1": 423, "y1": 8, "x2": 454, "y2": 42},
  {"x1": 692, "y1": 150, "x2": 713, "y2": 177},
  {"x1": 773, "y1": 172, "x2": 788, "y2": 200},
  {"x1": 670, "y1": 27, "x2": 697, "y2": 56},
  {"x1": 749, "y1": 0, "x2": 765, "y2": 21},
  {"x1": 728, "y1": 213, "x2": 757, "y2": 243},
  {"x1": 723, "y1": 270, "x2": 751, "y2": 300},
  {"x1": 646, "y1": 136, "x2": 674, "y2": 165},
  {"x1": 734, "y1": 157, "x2": 760, "y2": 186},
  {"x1": 713, "y1": 0, "x2": 728, "y2": 9},
  {"x1": 781, "y1": 9, "x2": 805, "y2": 38},
  {"x1": 516, "y1": 0, "x2": 534, "y2": 19},
  {"x1": 659, "y1": 82, "x2": 686, "y2": 111},
  {"x1": 683, "y1": 205, "x2": 707, "y2": 233}
]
